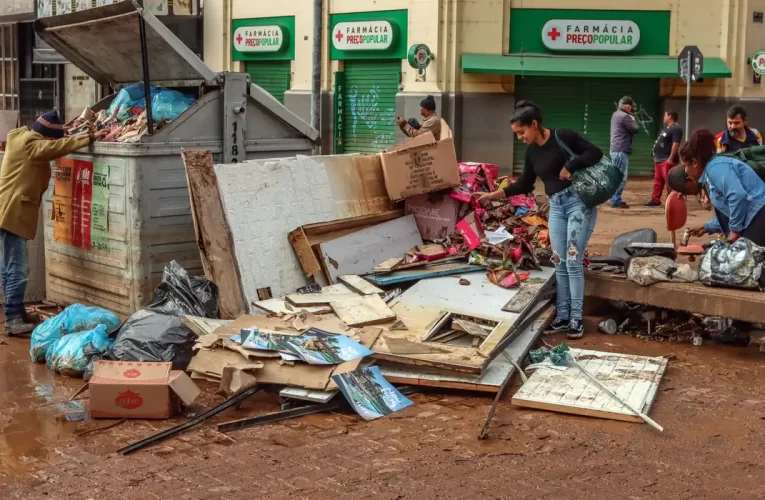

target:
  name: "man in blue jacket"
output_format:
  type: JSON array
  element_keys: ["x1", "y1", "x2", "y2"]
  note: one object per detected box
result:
[{"x1": 609, "y1": 96, "x2": 640, "y2": 209}]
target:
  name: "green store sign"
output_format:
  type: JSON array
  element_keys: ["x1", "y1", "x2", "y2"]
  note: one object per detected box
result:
[
  {"x1": 232, "y1": 16, "x2": 295, "y2": 61},
  {"x1": 330, "y1": 10, "x2": 408, "y2": 60}
]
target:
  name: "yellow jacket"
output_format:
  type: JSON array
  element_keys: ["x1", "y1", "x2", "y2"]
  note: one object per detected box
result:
[{"x1": 0, "y1": 128, "x2": 90, "y2": 240}]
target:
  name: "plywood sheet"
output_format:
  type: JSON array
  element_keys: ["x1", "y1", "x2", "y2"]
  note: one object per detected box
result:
[
  {"x1": 319, "y1": 215, "x2": 423, "y2": 283},
  {"x1": 396, "y1": 267, "x2": 555, "y2": 323},
  {"x1": 214, "y1": 155, "x2": 393, "y2": 303},
  {"x1": 511, "y1": 349, "x2": 668, "y2": 423},
  {"x1": 330, "y1": 295, "x2": 396, "y2": 327},
  {"x1": 379, "y1": 305, "x2": 554, "y2": 392},
  {"x1": 279, "y1": 387, "x2": 339, "y2": 404},
  {"x1": 365, "y1": 263, "x2": 484, "y2": 286},
  {"x1": 252, "y1": 298, "x2": 332, "y2": 316}
]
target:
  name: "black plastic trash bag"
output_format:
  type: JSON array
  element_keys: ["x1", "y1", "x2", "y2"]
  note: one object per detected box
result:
[
  {"x1": 148, "y1": 260, "x2": 219, "y2": 318},
  {"x1": 108, "y1": 261, "x2": 220, "y2": 370},
  {"x1": 699, "y1": 238, "x2": 765, "y2": 290}
]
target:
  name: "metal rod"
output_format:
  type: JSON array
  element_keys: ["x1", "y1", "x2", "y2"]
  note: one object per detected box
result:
[
  {"x1": 118, "y1": 386, "x2": 263, "y2": 455},
  {"x1": 570, "y1": 354, "x2": 664, "y2": 432},
  {"x1": 138, "y1": 15, "x2": 154, "y2": 135},
  {"x1": 685, "y1": 51, "x2": 691, "y2": 140},
  {"x1": 478, "y1": 362, "x2": 515, "y2": 440},
  {"x1": 310, "y1": 0, "x2": 322, "y2": 132}
]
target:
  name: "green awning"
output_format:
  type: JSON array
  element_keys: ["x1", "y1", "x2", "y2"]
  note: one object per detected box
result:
[{"x1": 462, "y1": 53, "x2": 732, "y2": 79}]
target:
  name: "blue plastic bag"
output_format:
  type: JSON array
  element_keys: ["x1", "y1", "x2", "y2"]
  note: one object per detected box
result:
[
  {"x1": 29, "y1": 304, "x2": 120, "y2": 363},
  {"x1": 62, "y1": 304, "x2": 121, "y2": 334},
  {"x1": 45, "y1": 325, "x2": 113, "y2": 377},
  {"x1": 151, "y1": 89, "x2": 195, "y2": 121},
  {"x1": 30, "y1": 310, "x2": 69, "y2": 363},
  {"x1": 107, "y1": 82, "x2": 160, "y2": 121}
]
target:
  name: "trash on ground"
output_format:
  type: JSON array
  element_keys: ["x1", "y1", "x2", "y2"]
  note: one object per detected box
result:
[
  {"x1": 89, "y1": 361, "x2": 200, "y2": 419},
  {"x1": 332, "y1": 366, "x2": 413, "y2": 421}
]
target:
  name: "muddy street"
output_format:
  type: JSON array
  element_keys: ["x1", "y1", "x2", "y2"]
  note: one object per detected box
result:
[{"x1": 0, "y1": 180, "x2": 762, "y2": 500}]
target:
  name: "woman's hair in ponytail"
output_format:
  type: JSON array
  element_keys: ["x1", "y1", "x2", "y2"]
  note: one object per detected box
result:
[{"x1": 510, "y1": 100, "x2": 543, "y2": 127}]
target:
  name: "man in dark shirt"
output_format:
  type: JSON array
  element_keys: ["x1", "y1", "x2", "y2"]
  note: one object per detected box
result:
[
  {"x1": 645, "y1": 111, "x2": 683, "y2": 207},
  {"x1": 714, "y1": 105, "x2": 761, "y2": 153}
]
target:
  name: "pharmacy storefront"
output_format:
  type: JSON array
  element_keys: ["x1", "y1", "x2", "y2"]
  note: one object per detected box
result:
[
  {"x1": 332, "y1": 10, "x2": 408, "y2": 154},
  {"x1": 232, "y1": 17, "x2": 295, "y2": 104},
  {"x1": 462, "y1": 9, "x2": 732, "y2": 175}
]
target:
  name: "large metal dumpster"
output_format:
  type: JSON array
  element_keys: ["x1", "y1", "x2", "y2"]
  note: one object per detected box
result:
[{"x1": 35, "y1": 1, "x2": 319, "y2": 316}]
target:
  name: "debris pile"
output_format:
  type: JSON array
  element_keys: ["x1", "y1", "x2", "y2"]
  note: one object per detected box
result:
[{"x1": 65, "y1": 83, "x2": 194, "y2": 143}]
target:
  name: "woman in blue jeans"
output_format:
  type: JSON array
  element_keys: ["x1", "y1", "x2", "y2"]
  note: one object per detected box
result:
[{"x1": 476, "y1": 101, "x2": 602, "y2": 338}]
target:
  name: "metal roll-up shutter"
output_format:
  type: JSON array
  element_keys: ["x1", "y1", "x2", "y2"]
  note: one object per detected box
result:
[
  {"x1": 514, "y1": 77, "x2": 659, "y2": 176},
  {"x1": 342, "y1": 60, "x2": 400, "y2": 154},
  {"x1": 245, "y1": 61, "x2": 291, "y2": 104}
]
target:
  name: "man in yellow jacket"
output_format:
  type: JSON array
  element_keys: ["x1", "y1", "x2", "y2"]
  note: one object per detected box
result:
[{"x1": 0, "y1": 111, "x2": 103, "y2": 335}]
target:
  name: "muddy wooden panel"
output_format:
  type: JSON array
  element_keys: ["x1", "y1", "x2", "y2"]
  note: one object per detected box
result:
[
  {"x1": 585, "y1": 270, "x2": 765, "y2": 323},
  {"x1": 511, "y1": 349, "x2": 668, "y2": 423},
  {"x1": 338, "y1": 275, "x2": 384, "y2": 295},
  {"x1": 379, "y1": 308, "x2": 553, "y2": 392},
  {"x1": 502, "y1": 276, "x2": 554, "y2": 313},
  {"x1": 182, "y1": 149, "x2": 247, "y2": 319},
  {"x1": 370, "y1": 302, "x2": 486, "y2": 374}
]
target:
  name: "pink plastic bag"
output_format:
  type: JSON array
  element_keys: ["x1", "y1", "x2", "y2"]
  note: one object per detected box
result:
[{"x1": 450, "y1": 162, "x2": 499, "y2": 203}]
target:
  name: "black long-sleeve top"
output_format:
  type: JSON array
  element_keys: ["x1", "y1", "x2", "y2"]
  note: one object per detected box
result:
[{"x1": 504, "y1": 128, "x2": 603, "y2": 197}]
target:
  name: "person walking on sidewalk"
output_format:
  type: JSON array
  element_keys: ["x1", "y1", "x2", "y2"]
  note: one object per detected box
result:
[
  {"x1": 0, "y1": 111, "x2": 104, "y2": 336},
  {"x1": 474, "y1": 101, "x2": 602, "y2": 339},
  {"x1": 609, "y1": 96, "x2": 640, "y2": 208},
  {"x1": 645, "y1": 111, "x2": 683, "y2": 207},
  {"x1": 714, "y1": 105, "x2": 762, "y2": 153}
]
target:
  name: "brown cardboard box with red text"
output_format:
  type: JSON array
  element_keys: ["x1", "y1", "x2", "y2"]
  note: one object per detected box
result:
[
  {"x1": 89, "y1": 361, "x2": 201, "y2": 419},
  {"x1": 379, "y1": 133, "x2": 460, "y2": 201}
]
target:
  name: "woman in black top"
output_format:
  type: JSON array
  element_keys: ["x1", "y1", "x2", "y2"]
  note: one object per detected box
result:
[{"x1": 476, "y1": 101, "x2": 602, "y2": 339}]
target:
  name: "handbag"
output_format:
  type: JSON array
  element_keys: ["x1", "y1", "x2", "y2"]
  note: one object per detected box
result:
[{"x1": 554, "y1": 130, "x2": 624, "y2": 208}]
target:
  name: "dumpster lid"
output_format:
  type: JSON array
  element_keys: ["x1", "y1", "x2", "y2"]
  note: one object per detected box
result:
[{"x1": 33, "y1": 0, "x2": 215, "y2": 86}]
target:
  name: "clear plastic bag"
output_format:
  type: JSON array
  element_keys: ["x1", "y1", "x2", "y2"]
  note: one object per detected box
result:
[
  {"x1": 151, "y1": 89, "x2": 195, "y2": 121},
  {"x1": 45, "y1": 325, "x2": 113, "y2": 378}
]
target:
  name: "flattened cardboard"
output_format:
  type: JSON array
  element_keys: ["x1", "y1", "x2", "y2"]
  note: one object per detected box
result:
[
  {"x1": 380, "y1": 133, "x2": 460, "y2": 201},
  {"x1": 89, "y1": 361, "x2": 200, "y2": 419}
]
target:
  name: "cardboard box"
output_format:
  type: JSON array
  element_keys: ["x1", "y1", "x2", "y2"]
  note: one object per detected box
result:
[
  {"x1": 379, "y1": 132, "x2": 460, "y2": 201},
  {"x1": 405, "y1": 191, "x2": 462, "y2": 240},
  {"x1": 89, "y1": 361, "x2": 201, "y2": 419}
]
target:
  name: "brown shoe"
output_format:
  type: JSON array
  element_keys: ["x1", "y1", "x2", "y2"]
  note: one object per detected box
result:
[{"x1": 4, "y1": 318, "x2": 35, "y2": 337}]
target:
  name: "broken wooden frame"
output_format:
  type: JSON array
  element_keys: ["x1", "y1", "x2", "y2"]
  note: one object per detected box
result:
[{"x1": 288, "y1": 210, "x2": 404, "y2": 285}]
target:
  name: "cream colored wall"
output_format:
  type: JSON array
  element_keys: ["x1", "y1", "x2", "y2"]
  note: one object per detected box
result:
[{"x1": 204, "y1": 0, "x2": 764, "y2": 99}]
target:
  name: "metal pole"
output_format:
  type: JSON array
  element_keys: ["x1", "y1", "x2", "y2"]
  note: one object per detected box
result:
[
  {"x1": 310, "y1": 0, "x2": 322, "y2": 131},
  {"x1": 685, "y1": 52, "x2": 691, "y2": 140},
  {"x1": 138, "y1": 16, "x2": 154, "y2": 136}
]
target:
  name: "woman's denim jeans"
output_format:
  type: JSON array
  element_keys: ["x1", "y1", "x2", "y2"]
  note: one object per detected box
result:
[{"x1": 548, "y1": 188, "x2": 597, "y2": 321}]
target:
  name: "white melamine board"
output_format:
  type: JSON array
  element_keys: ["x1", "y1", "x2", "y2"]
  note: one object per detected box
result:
[{"x1": 512, "y1": 349, "x2": 668, "y2": 423}]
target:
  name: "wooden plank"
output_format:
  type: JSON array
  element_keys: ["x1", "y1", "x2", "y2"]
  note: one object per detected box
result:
[
  {"x1": 319, "y1": 215, "x2": 423, "y2": 283},
  {"x1": 182, "y1": 149, "x2": 247, "y2": 319},
  {"x1": 378, "y1": 306, "x2": 552, "y2": 393},
  {"x1": 251, "y1": 298, "x2": 332, "y2": 316},
  {"x1": 365, "y1": 263, "x2": 484, "y2": 286},
  {"x1": 374, "y1": 258, "x2": 403, "y2": 273},
  {"x1": 339, "y1": 275, "x2": 384, "y2": 296},
  {"x1": 585, "y1": 269, "x2": 765, "y2": 324},
  {"x1": 383, "y1": 335, "x2": 450, "y2": 355},
  {"x1": 285, "y1": 292, "x2": 360, "y2": 307},
  {"x1": 288, "y1": 210, "x2": 404, "y2": 277},
  {"x1": 502, "y1": 278, "x2": 551, "y2": 313},
  {"x1": 452, "y1": 318, "x2": 491, "y2": 338},
  {"x1": 330, "y1": 295, "x2": 396, "y2": 327},
  {"x1": 180, "y1": 316, "x2": 233, "y2": 337},
  {"x1": 511, "y1": 349, "x2": 668, "y2": 423},
  {"x1": 279, "y1": 387, "x2": 338, "y2": 404}
]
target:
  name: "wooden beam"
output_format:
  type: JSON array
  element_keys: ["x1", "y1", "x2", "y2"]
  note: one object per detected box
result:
[
  {"x1": 181, "y1": 149, "x2": 247, "y2": 319},
  {"x1": 584, "y1": 270, "x2": 765, "y2": 324}
]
